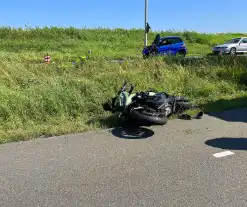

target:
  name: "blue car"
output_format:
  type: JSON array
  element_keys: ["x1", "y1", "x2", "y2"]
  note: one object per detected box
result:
[{"x1": 142, "y1": 34, "x2": 188, "y2": 58}]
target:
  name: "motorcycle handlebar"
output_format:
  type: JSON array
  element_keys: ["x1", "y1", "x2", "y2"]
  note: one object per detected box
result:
[{"x1": 128, "y1": 84, "x2": 135, "y2": 94}]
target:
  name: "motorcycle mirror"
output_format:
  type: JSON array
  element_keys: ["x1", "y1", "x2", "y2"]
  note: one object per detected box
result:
[
  {"x1": 118, "y1": 81, "x2": 128, "y2": 95},
  {"x1": 128, "y1": 84, "x2": 135, "y2": 94}
]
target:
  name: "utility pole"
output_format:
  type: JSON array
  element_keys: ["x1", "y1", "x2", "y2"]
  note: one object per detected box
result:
[{"x1": 144, "y1": 0, "x2": 148, "y2": 47}]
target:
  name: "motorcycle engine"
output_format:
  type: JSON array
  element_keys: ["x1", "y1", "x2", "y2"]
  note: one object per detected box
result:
[{"x1": 163, "y1": 103, "x2": 172, "y2": 117}]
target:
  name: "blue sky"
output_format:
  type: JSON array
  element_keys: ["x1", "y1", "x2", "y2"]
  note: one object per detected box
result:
[{"x1": 0, "y1": 0, "x2": 246, "y2": 33}]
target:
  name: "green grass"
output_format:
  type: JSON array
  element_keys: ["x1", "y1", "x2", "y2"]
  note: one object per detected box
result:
[{"x1": 1, "y1": 26, "x2": 247, "y2": 144}]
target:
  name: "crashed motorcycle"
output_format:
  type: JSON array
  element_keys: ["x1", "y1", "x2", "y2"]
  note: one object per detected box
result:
[{"x1": 102, "y1": 82, "x2": 203, "y2": 126}]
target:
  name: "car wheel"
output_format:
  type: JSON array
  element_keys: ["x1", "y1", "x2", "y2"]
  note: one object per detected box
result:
[{"x1": 230, "y1": 47, "x2": 236, "y2": 55}]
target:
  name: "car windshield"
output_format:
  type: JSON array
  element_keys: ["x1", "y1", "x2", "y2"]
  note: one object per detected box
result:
[{"x1": 224, "y1": 38, "x2": 241, "y2": 44}]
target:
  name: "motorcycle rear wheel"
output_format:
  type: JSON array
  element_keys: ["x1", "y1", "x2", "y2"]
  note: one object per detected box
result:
[{"x1": 130, "y1": 109, "x2": 168, "y2": 125}]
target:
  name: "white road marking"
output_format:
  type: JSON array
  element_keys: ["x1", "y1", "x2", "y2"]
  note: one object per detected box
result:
[{"x1": 213, "y1": 151, "x2": 235, "y2": 158}]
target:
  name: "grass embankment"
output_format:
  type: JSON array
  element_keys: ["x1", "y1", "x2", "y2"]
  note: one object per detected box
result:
[{"x1": 1, "y1": 27, "x2": 247, "y2": 143}]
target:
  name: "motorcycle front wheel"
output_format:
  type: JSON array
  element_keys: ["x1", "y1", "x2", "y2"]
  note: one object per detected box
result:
[{"x1": 130, "y1": 109, "x2": 168, "y2": 125}]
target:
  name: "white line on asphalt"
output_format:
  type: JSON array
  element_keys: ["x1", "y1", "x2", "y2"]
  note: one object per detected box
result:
[{"x1": 213, "y1": 151, "x2": 235, "y2": 158}]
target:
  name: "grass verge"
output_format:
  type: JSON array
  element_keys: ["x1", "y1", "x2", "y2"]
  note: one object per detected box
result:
[
  {"x1": 1, "y1": 27, "x2": 247, "y2": 143},
  {"x1": 1, "y1": 55, "x2": 247, "y2": 144}
]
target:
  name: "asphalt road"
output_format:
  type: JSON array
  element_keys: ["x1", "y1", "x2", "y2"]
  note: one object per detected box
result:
[{"x1": 1, "y1": 109, "x2": 247, "y2": 207}]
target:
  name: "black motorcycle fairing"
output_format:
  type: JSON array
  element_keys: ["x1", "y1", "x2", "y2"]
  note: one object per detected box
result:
[{"x1": 144, "y1": 92, "x2": 168, "y2": 109}]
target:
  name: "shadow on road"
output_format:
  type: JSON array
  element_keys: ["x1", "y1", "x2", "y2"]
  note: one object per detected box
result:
[
  {"x1": 208, "y1": 108, "x2": 247, "y2": 123},
  {"x1": 110, "y1": 127, "x2": 154, "y2": 139},
  {"x1": 205, "y1": 137, "x2": 247, "y2": 150},
  {"x1": 88, "y1": 115, "x2": 155, "y2": 139},
  {"x1": 203, "y1": 96, "x2": 247, "y2": 123}
]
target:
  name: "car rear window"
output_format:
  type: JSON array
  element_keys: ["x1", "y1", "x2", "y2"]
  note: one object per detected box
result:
[
  {"x1": 159, "y1": 38, "x2": 173, "y2": 46},
  {"x1": 159, "y1": 37, "x2": 183, "y2": 46},
  {"x1": 172, "y1": 37, "x2": 183, "y2": 44}
]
